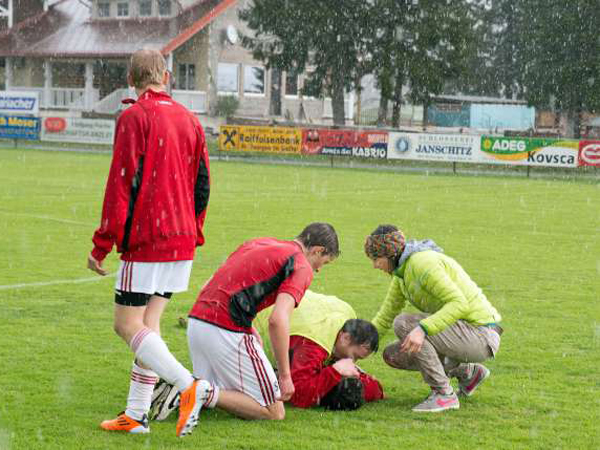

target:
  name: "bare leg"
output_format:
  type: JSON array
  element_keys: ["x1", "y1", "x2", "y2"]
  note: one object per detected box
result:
[{"x1": 216, "y1": 391, "x2": 285, "y2": 421}]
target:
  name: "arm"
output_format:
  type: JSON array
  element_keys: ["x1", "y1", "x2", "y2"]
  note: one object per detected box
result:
[
  {"x1": 371, "y1": 276, "x2": 407, "y2": 338},
  {"x1": 288, "y1": 336, "x2": 343, "y2": 408},
  {"x1": 268, "y1": 293, "x2": 296, "y2": 401},
  {"x1": 193, "y1": 124, "x2": 210, "y2": 246},
  {"x1": 90, "y1": 111, "x2": 145, "y2": 262},
  {"x1": 359, "y1": 372, "x2": 384, "y2": 403}
]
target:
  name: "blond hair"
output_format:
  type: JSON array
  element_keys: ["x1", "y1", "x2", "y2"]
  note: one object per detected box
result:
[{"x1": 129, "y1": 49, "x2": 167, "y2": 89}]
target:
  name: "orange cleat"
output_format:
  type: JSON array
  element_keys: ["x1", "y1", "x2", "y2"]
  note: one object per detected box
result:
[
  {"x1": 176, "y1": 380, "x2": 211, "y2": 437},
  {"x1": 100, "y1": 412, "x2": 149, "y2": 434}
]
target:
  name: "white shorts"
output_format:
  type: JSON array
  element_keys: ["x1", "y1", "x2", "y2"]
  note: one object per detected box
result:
[
  {"x1": 187, "y1": 318, "x2": 280, "y2": 407},
  {"x1": 114, "y1": 260, "x2": 193, "y2": 295}
]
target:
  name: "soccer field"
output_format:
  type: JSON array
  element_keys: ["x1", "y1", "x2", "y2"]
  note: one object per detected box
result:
[{"x1": 0, "y1": 148, "x2": 598, "y2": 450}]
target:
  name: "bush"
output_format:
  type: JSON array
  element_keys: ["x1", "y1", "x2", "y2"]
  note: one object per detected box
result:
[{"x1": 215, "y1": 95, "x2": 240, "y2": 119}]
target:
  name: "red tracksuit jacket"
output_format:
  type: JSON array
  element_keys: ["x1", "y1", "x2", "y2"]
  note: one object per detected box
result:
[
  {"x1": 91, "y1": 89, "x2": 210, "y2": 262},
  {"x1": 288, "y1": 336, "x2": 384, "y2": 408}
]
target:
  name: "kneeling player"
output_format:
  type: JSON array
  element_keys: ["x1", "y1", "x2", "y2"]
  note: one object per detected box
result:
[{"x1": 151, "y1": 223, "x2": 339, "y2": 428}]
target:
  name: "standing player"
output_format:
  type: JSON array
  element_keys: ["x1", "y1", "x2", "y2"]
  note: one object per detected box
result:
[
  {"x1": 87, "y1": 48, "x2": 211, "y2": 437},
  {"x1": 364, "y1": 225, "x2": 502, "y2": 413},
  {"x1": 186, "y1": 223, "x2": 339, "y2": 421}
]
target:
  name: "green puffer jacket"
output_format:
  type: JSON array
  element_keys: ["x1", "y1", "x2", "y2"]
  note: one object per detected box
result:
[{"x1": 372, "y1": 250, "x2": 501, "y2": 337}]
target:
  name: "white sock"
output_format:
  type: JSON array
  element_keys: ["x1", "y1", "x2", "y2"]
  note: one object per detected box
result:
[
  {"x1": 125, "y1": 361, "x2": 158, "y2": 421},
  {"x1": 203, "y1": 383, "x2": 220, "y2": 409},
  {"x1": 130, "y1": 328, "x2": 194, "y2": 392}
]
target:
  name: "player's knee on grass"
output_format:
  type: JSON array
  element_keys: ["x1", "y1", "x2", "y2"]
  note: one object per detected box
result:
[{"x1": 264, "y1": 401, "x2": 285, "y2": 420}]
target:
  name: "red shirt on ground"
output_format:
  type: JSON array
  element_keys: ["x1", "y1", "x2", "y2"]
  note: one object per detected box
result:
[
  {"x1": 91, "y1": 89, "x2": 210, "y2": 263},
  {"x1": 189, "y1": 238, "x2": 313, "y2": 333},
  {"x1": 288, "y1": 336, "x2": 384, "y2": 408}
]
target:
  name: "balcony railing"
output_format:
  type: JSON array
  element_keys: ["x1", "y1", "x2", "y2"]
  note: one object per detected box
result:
[
  {"x1": 8, "y1": 86, "x2": 99, "y2": 110},
  {"x1": 172, "y1": 90, "x2": 207, "y2": 113}
]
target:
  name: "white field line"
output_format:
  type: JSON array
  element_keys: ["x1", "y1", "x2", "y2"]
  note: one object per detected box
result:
[
  {"x1": 0, "y1": 210, "x2": 94, "y2": 226},
  {"x1": 0, "y1": 273, "x2": 115, "y2": 291}
]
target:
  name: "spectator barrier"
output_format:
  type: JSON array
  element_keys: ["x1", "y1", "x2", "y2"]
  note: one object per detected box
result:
[
  {"x1": 1, "y1": 110, "x2": 598, "y2": 171},
  {"x1": 219, "y1": 124, "x2": 600, "y2": 169}
]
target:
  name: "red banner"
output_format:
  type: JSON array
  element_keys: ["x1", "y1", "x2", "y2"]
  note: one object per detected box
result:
[
  {"x1": 578, "y1": 141, "x2": 600, "y2": 166},
  {"x1": 301, "y1": 128, "x2": 388, "y2": 159}
]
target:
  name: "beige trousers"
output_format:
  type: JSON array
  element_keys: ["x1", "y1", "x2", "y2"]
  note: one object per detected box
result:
[{"x1": 383, "y1": 313, "x2": 501, "y2": 393}]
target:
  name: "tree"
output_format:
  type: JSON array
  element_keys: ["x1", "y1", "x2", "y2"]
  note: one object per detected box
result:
[
  {"x1": 456, "y1": 0, "x2": 525, "y2": 99},
  {"x1": 517, "y1": 0, "x2": 600, "y2": 137},
  {"x1": 369, "y1": 0, "x2": 482, "y2": 128},
  {"x1": 239, "y1": 0, "x2": 372, "y2": 126}
]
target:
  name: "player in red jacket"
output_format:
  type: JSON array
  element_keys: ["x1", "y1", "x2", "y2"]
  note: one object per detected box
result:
[
  {"x1": 287, "y1": 326, "x2": 383, "y2": 409},
  {"x1": 186, "y1": 223, "x2": 339, "y2": 422},
  {"x1": 87, "y1": 49, "x2": 211, "y2": 438}
]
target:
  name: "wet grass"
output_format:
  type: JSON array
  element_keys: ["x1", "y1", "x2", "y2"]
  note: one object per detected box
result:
[{"x1": 0, "y1": 148, "x2": 598, "y2": 450}]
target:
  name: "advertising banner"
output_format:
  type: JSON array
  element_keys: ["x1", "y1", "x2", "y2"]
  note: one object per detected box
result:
[
  {"x1": 480, "y1": 136, "x2": 578, "y2": 167},
  {"x1": 578, "y1": 141, "x2": 600, "y2": 166},
  {"x1": 388, "y1": 133, "x2": 481, "y2": 162},
  {"x1": 0, "y1": 115, "x2": 40, "y2": 140},
  {"x1": 41, "y1": 117, "x2": 115, "y2": 145},
  {"x1": 301, "y1": 128, "x2": 388, "y2": 159},
  {"x1": 0, "y1": 90, "x2": 40, "y2": 115},
  {"x1": 219, "y1": 125, "x2": 301, "y2": 153}
]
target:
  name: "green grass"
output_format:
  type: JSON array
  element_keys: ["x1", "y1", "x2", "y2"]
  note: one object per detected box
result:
[{"x1": 0, "y1": 148, "x2": 598, "y2": 450}]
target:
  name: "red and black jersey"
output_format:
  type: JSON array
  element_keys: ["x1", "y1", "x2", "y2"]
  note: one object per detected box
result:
[
  {"x1": 91, "y1": 89, "x2": 210, "y2": 263},
  {"x1": 189, "y1": 238, "x2": 313, "y2": 333},
  {"x1": 288, "y1": 336, "x2": 384, "y2": 408}
]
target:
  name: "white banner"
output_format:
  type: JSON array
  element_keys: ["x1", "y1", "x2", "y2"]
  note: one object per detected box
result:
[
  {"x1": 0, "y1": 91, "x2": 40, "y2": 115},
  {"x1": 41, "y1": 117, "x2": 115, "y2": 145},
  {"x1": 388, "y1": 132, "x2": 483, "y2": 163}
]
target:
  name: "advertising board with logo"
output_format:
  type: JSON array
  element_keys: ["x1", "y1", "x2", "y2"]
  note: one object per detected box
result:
[
  {"x1": 219, "y1": 125, "x2": 301, "y2": 153},
  {"x1": 0, "y1": 90, "x2": 40, "y2": 115},
  {"x1": 41, "y1": 117, "x2": 115, "y2": 144},
  {"x1": 301, "y1": 129, "x2": 388, "y2": 159},
  {"x1": 578, "y1": 141, "x2": 600, "y2": 166},
  {"x1": 0, "y1": 114, "x2": 40, "y2": 140},
  {"x1": 480, "y1": 136, "x2": 578, "y2": 167},
  {"x1": 388, "y1": 132, "x2": 481, "y2": 162}
]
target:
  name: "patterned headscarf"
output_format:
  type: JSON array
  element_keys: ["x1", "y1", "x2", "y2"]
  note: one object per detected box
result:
[{"x1": 364, "y1": 230, "x2": 406, "y2": 260}]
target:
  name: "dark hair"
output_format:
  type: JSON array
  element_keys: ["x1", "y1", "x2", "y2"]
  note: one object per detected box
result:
[
  {"x1": 369, "y1": 224, "x2": 401, "y2": 269},
  {"x1": 319, "y1": 377, "x2": 364, "y2": 411},
  {"x1": 341, "y1": 319, "x2": 379, "y2": 353},
  {"x1": 370, "y1": 224, "x2": 398, "y2": 236},
  {"x1": 296, "y1": 222, "x2": 340, "y2": 257}
]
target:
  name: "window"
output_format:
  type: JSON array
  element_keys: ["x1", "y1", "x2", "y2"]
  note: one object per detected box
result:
[
  {"x1": 139, "y1": 0, "x2": 152, "y2": 16},
  {"x1": 217, "y1": 63, "x2": 239, "y2": 94},
  {"x1": 158, "y1": 0, "x2": 171, "y2": 16},
  {"x1": 243, "y1": 66, "x2": 265, "y2": 95},
  {"x1": 98, "y1": 2, "x2": 110, "y2": 17},
  {"x1": 177, "y1": 63, "x2": 196, "y2": 90},
  {"x1": 117, "y1": 2, "x2": 129, "y2": 17},
  {"x1": 285, "y1": 70, "x2": 298, "y2": 97}
]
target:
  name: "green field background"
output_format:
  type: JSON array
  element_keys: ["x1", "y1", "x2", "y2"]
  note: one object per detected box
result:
[{"x1": 0, "y1": 148, "x2": 598, "y2": 450}]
